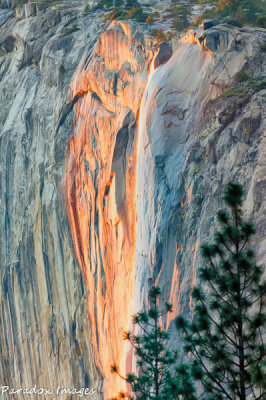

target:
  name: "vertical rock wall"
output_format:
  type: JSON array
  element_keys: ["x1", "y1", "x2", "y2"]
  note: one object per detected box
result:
[
  {"x1": 135, "y1": 26, "x2": 266, "y2": 350},
  {"x1": 0, "y1": 4, "x2": 265, "y2": 400},
  {"x1": 65, "y1": 24, "x2": 266, "y2": 399},
  {"x1": 135, "y1": 37, "x2": 215, "y2": 320},
  {"x1": 0, "y1": 5, "x2": 106, "y2": 399},
  {"x1": 64, "y1": 21, "x2": 152, "y2": 398}
]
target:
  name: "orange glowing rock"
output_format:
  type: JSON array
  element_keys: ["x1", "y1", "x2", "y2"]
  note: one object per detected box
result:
[
  {"x1": 181, "y1": 30, "x2": 199, "y2": 45},
  {"x1": 181, "y1": 30, "x2": 214, "y2": 54},
  {"x1": 65, "y1": 18, "x2": 216, "y2": 399},
  {"x1": 64, "y1": 22, "x2": 153, "y2": 399}
]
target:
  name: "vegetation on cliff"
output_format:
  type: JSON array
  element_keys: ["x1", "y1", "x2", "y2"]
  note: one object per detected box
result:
[
  {"x1": 207, "y1": 69, "x2": 266, "y2": 102},
  {"x1": 97, "y1": 0, "x2": 266, "y2": 29},
  {"x1": 99, "y1": 0, "x2": 150, "y2": 23},
  {"x1": 4, "y1": 0, "x2": 265, "y2": 31},
  {"x1": 193, "y1": 0, "x2": 266, "y2": 28}
]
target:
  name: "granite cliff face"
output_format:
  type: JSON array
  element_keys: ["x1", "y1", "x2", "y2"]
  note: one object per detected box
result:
[
  {"x1": 0, "y1": 2, "x2": 105, "y2": 398},
  {"x1": 133, "y1": 24, "x2": 266, "y2": 354},
  {"x1": 64, "y1": 20, "x2": 152, "y2": 397},
  {"x1": 0, "y1": 2, "x2": 265, "y2": 399}
]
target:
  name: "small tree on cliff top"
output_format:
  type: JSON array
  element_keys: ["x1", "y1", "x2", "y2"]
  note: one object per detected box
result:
[
  {"x1": 176, "y1": 183, "x2": 266, "y2": 400},
  {"x1": 110, "y1": 286, "x2": 196, "y2": 400}
]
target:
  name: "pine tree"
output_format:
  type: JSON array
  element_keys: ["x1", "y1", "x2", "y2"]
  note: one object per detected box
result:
[
  {"x1": 176, "y1": 183, "x2": 266, "y2": 400},
  {"x1": 110, "y1": 286, "x2": 196, "y2": 400},
  {"x1": 196, "y1": 0, "x2": 265, "y2": 27},
  {"x1": 114, "y1": 0, "x2": 124, "y2": 7},
  {"x1": 156, "y1": 28, "x2": 167, "y2": 43}
]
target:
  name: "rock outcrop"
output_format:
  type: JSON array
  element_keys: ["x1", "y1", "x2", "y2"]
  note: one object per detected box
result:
[
  {"x1": 0, "y1": 2, "x2": 106, "y2": 398},
  {"x1": 0, "y1": 1, "x2": 265, "y2": 399}
]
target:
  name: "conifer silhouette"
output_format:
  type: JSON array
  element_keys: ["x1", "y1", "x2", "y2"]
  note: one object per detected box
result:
[
  {"x1": 176, "y1": 183, "x2": 266, "y2": 400},
  {"x1": 111, "y1": 286, "x2": 196, "y2": 400}
]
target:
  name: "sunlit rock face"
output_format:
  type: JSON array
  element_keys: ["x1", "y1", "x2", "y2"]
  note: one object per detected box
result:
[
  {"x1": 0, "y1": 2, "x2": 265, "y2": 399},
  {"x1": 64, "y1": 20, "x2": 152, "y2": 398},
  {"x1": 65, "y1": 21, "x2": 266, "y2": 398}
]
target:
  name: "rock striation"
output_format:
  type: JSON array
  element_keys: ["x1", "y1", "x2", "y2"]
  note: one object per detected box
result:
[
  {"x1": 133, "y1": 25, "x2": 266, "y2": 352},
  {"x1": 0, "y1": 2, "x2": 107, "y2": 398},
  {"x1": 64, "y1": 20, "x2": 152, "y2": 397},
  {"x1": 0, "y1": 2, "x2": 265, "y2": 399},
  {"x1": 65, "y1": 21, "x2": 266, "y2": 398}
]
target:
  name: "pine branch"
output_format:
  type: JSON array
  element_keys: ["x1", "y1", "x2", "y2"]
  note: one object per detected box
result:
[{"x1": 183, "y1": 326, "x2": 234, "y2": 400}]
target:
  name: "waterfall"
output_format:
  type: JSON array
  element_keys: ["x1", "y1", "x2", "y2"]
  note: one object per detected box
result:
[
  {"x1": 135, "y1": 52, "x2": 165, "y2": 310},
  {"x1": 65, "y1": 23, "x2": 215, "y2": 398},
  {"x1": 134, "y1": 40, "x2": 214, "y2": 324}
]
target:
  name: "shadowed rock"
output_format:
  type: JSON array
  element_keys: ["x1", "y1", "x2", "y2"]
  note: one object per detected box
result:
[
  {"x1": 201, "y1": 19, "x2": 217, "y2": 30},
  {"x1": 154, "y1": 42, "x2": 172, "y2": 69}
]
